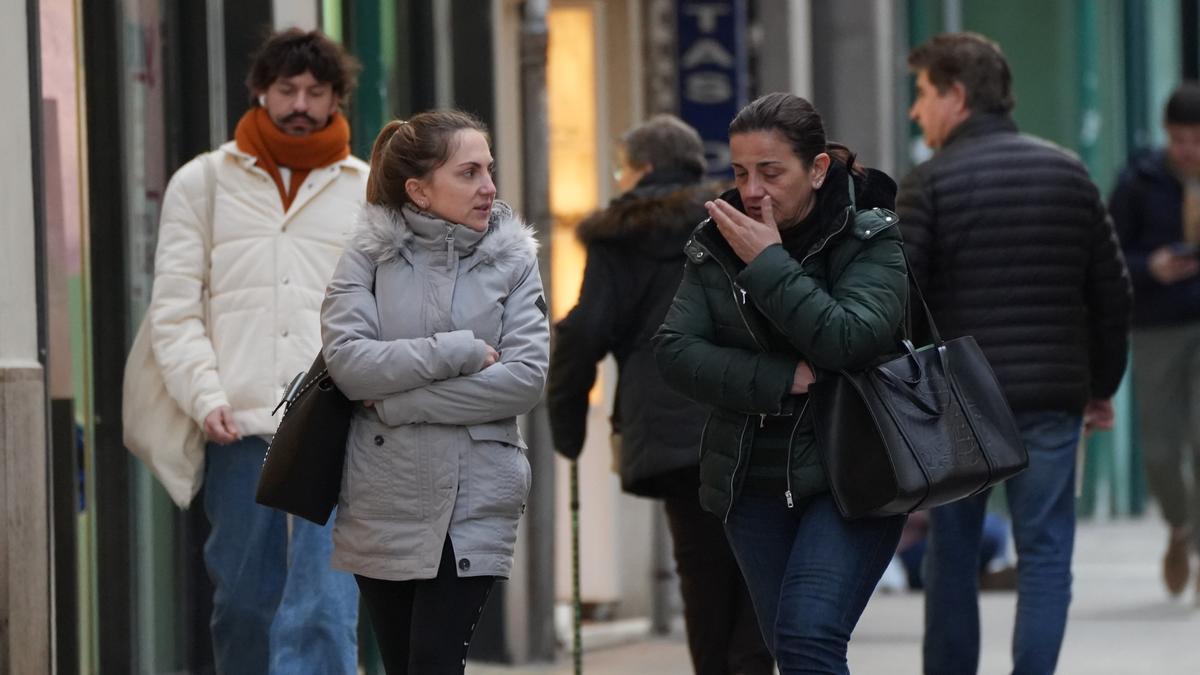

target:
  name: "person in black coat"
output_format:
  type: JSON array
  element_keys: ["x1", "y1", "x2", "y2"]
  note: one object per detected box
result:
[
  {"x1": 898, "y1": 33, "x2": 1131, "y2": 675},
  {"x1": 548, "y1": 115, "x2": 772, "y2": 675},
  {"x1": 1110, "y1": 82, "x2": 1200, "y2": 600}
]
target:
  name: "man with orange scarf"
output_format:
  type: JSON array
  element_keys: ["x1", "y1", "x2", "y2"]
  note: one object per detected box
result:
[{"x1": 148, "y1": 29, "x2": 367, "y2": 674}]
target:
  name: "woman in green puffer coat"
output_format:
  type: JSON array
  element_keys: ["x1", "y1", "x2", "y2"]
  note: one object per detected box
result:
[{"x1": 654, "y1": 93, "x2": 907, "y2": 674}]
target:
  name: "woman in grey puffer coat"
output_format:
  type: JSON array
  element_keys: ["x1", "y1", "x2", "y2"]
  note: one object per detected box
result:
[{"x1": 320, "y1": 110, "x2": 548, "y2": 673}]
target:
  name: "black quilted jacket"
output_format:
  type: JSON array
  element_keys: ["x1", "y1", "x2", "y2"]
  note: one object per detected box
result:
[{"x1": 896, "y1": 113, "x2": 1132, "y2": 413}]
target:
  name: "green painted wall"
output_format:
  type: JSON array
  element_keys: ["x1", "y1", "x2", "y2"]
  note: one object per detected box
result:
[
  {"x1": 343, "y1": 0, "x2": 400, "y2": 159},
  {"x1": 1146, "y1": 0, "x2": 1183, "y2": 148},
  {"x1": 958, "y1": 0, "x2": 1126, "y2": 186}
]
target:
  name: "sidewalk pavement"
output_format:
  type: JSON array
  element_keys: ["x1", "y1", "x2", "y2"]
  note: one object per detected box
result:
[{"x1": 468, "y1": 516, "x2": 1200, "y2": 674}]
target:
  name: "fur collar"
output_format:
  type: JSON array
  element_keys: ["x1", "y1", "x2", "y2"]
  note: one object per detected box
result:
[
  {"x1": 576, "y1": 182, "x2": 715, "y2": 246},
  {"x1": 351, "y1": 200, "x2": 538, "y2": 267}
]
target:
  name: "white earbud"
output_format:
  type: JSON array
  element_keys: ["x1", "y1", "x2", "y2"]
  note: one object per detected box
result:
[{"x1": 258, "y1": 94, "x2": 266, "y2": 107}]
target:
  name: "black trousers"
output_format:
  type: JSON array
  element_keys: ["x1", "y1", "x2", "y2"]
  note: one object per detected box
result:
[
  {"x1": 663, "y1": 496, "x2": 775, "y2": 675},
  {"x1": 355, "y1": 537, "x2": 495, "y2": 675}
]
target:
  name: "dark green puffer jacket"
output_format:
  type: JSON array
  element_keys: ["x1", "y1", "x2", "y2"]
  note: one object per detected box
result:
[{"x1": 653, "y1": 162, "x2": 907, "y2": 520}]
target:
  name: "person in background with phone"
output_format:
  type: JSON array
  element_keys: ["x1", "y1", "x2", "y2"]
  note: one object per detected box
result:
[{"x1": 1111, "y1": 81, "x2": 1200, "y2": 602}]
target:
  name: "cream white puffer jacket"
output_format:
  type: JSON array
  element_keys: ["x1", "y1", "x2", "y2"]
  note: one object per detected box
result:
[{"x1": 149, "y1": 141, "x2": 368, "y2": 436}]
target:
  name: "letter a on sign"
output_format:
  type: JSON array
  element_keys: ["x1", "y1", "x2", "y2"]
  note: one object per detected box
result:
[
  {"x1": 676, "y1": 0, "x2": 748, "y2": 179},
  {"x1": 681, "y1": 38, "x2": 735, "y2": 68}
]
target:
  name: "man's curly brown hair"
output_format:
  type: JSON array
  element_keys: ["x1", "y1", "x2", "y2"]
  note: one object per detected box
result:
[{"x1": 245, "y1": 28, "x2": 361, "y2": 107}]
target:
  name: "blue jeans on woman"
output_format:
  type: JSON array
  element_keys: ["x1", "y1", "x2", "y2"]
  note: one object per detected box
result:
[
  {"x1": 724, "y1": 493, "x2": 905, "y2": 674},
  {"x1": 203, "y1": 436, "x2": 359, "y2": 675},
  {"x1": 923, "y1": 411, "x2": 1082, "y2": 675}
]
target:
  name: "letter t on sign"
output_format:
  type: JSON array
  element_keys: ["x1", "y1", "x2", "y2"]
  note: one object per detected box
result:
[{"x1": 684, "y1": 3, "x2": 731, "y2": 33}]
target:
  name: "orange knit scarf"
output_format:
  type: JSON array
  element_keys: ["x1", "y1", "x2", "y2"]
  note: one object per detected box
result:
[{"x1": 234, "y1": 107, "x2": 351, "y2": 211}]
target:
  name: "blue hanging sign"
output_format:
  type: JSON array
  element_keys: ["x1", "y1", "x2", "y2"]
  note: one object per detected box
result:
[{"x1": 676, "y1": 0, "x2": 749, "y2": 179}]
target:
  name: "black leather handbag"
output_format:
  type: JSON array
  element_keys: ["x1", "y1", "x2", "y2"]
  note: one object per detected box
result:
[
  {"x1": 255, "y1": 353, "x2": 352, "y2": 525},
  {"x1": 809, "y1": 252, "x2": 1028, "y2": 519}
]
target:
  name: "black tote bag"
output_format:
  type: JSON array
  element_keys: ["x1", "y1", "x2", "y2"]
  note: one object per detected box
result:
[
  {"x1": 810, "y1": 334, "x2": 1028, "y2": 519},
  {"x1": 809, "y1": 194, "x2": 1027, "y2": 519},
  {"x1": 255, "y1": 353, "x2": 352, "y2": 525}
]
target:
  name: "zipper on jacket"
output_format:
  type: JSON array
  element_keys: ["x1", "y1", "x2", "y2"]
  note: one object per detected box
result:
[
  {"x1": 696, "y1": 208, "x2": 849, "y2": 515},
  {"x1": 798, "y1": 209, "x2": 851, "y2": 269},
  {"x1": 445, "y1": 229, "x2": 455, "y2": 268},
  {"x1": 692, "y1": 240, "x2": 769, "y2": 353},
  {"x1": 723, "y1": 416, "x2": 753, "y2": 523},
  {"x1": 721, "y1": 207, "x2": 852, "y2": 351},
  {"x1": 730, "y1": 285, "x2": 767, "y2": 352},
  {"x1": 783, "y1": 399, "x2": 810, "y2": 509},
  {"x1": 738, "y1": 207, "x2": 853, "y2": 395}
]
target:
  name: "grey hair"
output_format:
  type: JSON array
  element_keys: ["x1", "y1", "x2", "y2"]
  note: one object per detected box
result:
[{"x1": 620, "y1": 114, "x2": 707, "y2": 176}]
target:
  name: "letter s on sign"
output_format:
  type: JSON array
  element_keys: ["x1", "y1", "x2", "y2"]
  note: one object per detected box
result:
[{"x1": 685, "y1": 72, "x2": 733, "y2": 104}]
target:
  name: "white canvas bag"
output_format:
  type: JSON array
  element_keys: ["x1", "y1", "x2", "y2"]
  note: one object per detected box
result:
[{"x1": 121, "y1": 154, "x2": 216, "y2": 507}]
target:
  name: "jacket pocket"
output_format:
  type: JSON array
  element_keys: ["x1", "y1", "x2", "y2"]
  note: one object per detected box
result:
[
  {"x1": 697, "y1": 408, "x2": 742, "y2": 488},
  {"x1": 343, "y1": 415, "x2": 421, "y2": 518},
  {"x1": 466, "y1": 420, "x2": 527, "y2": 449},
  {"x1": 466, "y1": 422, "x2": 531, "y2": 518}
]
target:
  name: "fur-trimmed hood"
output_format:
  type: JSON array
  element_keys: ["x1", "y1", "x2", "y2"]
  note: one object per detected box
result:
[
  {"x1": 576, "y1": 179, "x2": 717, "y2": 259},
  {"x1": 351, "y1": 200, "x2": 539, "y2": 268}
]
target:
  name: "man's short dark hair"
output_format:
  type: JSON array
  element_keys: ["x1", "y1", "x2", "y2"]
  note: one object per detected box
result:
[
  {"x1": 245, "y1": 28, "x2": 361, "y2": 106},
  {"x1": 1166, "y1": 82, "x2": 1200, "y2": 125},
  {"x1": 621, "y1": 114, "x2": 707, "y2": 176},
  {"x1": 908, "y1": 32, "x2": 1014, "y2": 115}
]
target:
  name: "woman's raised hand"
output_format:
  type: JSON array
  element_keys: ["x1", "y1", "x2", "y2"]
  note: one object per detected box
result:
[{"x1": 707, "y1": 195, "x2": 783, "y2": 264}]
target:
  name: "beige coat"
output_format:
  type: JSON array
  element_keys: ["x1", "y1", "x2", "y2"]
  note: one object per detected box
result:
[
  {"x1": 149, "y1": 142, "x2": 368, "y2": 437},
  {"x1": 321, "y1": 202, "x2": 548, "y2": 580}
]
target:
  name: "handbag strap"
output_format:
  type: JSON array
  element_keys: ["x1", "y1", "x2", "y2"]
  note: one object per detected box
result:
[
  {"x1": 201, "y1": 153, "x2": 216, "y2": 289},
  {"x1": 847, "y1": 173, "x2": 946, "y2": 348},
  {"x1": 852, "y1": 174, "x2": 995, "y2": 480},
  {"x1": 847, "y1": 173, "x2": 1004, "y2": 486}
]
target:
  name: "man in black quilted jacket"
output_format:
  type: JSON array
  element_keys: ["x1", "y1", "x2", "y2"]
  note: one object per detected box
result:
[{"x1": 897, "y1": 32, "x2": 1132, "y2": 675}]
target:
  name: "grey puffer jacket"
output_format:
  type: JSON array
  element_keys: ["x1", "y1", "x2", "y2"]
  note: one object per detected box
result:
[{"x1": 321, "y1": 201, "x2": 549, "y2": 581}]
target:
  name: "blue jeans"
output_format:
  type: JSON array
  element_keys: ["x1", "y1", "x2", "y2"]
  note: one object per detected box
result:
[
  {"x1": 725, "y1": 493, "x2": 905, "y2": 674},
  {"x1": 923, "y1": 411, "x2": 1082, "y2": 675},
  {"x1": 203, "y1": 436, "x2": 359, "y2": 675}
]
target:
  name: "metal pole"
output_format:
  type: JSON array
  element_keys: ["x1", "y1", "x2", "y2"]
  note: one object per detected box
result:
[
  {"x1": 520, "y1": 0, "x2": 557, "y2": 663},
  {"x1": 873, "y1": 0, "x2": 897, "y2": 176},
  {"x1": 206, "y1": 0, "x2": 227, "y2": 146},
  {"x1": 570, "y1": 463, "x2": 583, "y2": 674},
  {"x1": 650, "y1": 504, "x2": 673, "y2": 635},
  {"x1": 1184, "y1": 0, "x2": 1200, "y2": 80},
  {"x1": 941, "y1": 0, "x2": 963, "y2": 33},
  {"x1": 433, "y1": 0, "x2": 454, "y2": 107}
]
